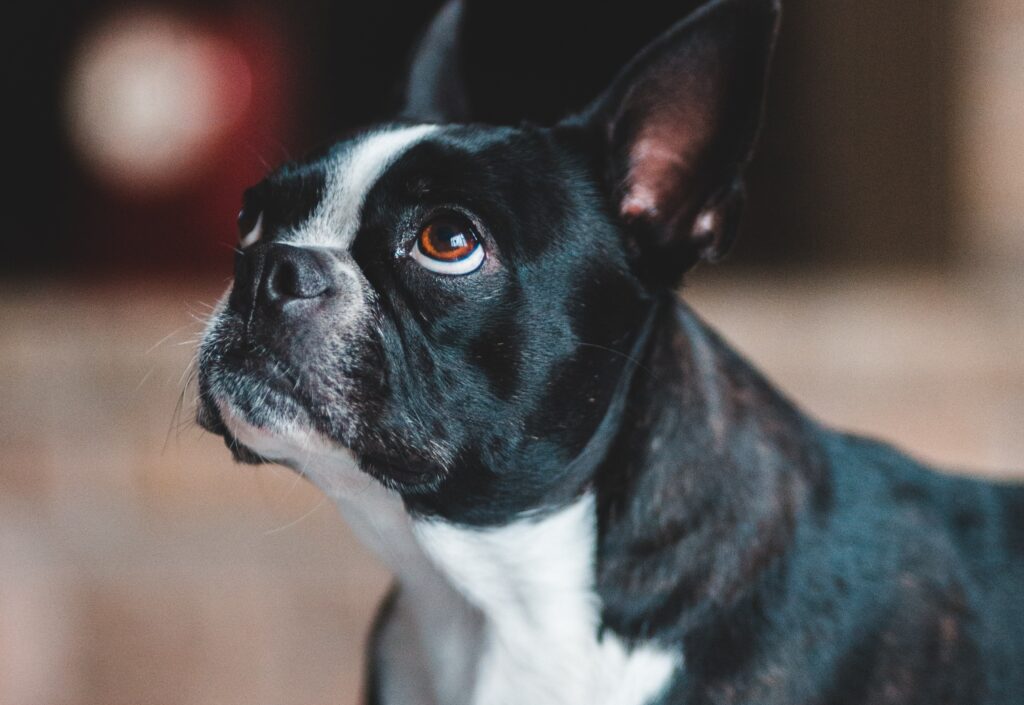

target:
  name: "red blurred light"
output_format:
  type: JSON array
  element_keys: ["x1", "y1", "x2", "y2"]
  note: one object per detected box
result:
[
  {"x1": 62, "y1": 6, "x2": 294, "y2": 275},
  {"x1": 66, "y1": 10, "x2": 253, "y2": 194}
]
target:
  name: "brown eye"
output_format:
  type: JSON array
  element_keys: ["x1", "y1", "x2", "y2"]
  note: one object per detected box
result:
[
  {"x1": 418, "y1": 214, "x2": 478, "y2": 261},
  {"x1": 412, "y1": 213, "x2": 485, "y2": 275}
]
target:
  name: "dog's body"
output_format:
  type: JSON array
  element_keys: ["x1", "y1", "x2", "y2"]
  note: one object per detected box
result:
[
  {"x1": 196, "y1": 1, "x2": 1024, "y2": 703},
  {"x1": 364, "y1": 301, "x2": 1024, "y2": 705}
]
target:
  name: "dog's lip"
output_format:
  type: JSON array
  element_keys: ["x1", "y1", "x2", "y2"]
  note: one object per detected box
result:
[
  {"x1": 201, "y1": 394, "x2": 447, "y2": 496},
  {"x1": 212, "y1": 397, "x2": 353, "y2": 468},
  {"x1": 214, "y1": 399, "x2": 294, "y2": 462},
  {"x1": 195, "y1": 396, "x2": 270, "y2": 464},
  {"x1": 205, "y1": 394, "x2": 395, "y2": 498},
  {"x1": 196, "y1": 353, "x2": 439, "y2": 494},
  {"x1": 196, "y1": 395, "x2": 227, "y2": 435},
  {"x1": 224, "y1": 435, "x2": 271, "y2": 465}
]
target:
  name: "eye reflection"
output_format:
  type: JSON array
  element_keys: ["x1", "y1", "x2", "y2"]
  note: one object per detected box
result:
[{"x1": 412, "y1": 213, "x2": 485, "y2": 275}]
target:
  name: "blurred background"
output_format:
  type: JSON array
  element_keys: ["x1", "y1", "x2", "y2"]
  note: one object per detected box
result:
[{"x1": 2, "y1": 0, "x2": 1022, "y2": 703}]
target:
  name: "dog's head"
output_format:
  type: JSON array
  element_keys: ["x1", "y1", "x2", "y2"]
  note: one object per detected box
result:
[{"x1": 197, "y1": 0, "x2": 779, "y2": 522}]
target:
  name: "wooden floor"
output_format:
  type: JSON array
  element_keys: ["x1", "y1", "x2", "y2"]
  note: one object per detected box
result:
[{"x1": 1, "y1": 269, "x2": 1021, "y2": 705}]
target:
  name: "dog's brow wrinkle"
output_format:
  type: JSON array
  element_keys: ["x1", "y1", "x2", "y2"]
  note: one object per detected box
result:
[{"x1": 286, "y1": 125, "x2": 439, "y2": 249}]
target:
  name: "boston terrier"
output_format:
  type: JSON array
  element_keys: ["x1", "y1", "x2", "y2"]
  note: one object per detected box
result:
[{"x1": 196, "y1": 0, "x2": 1024, "y2": 702}]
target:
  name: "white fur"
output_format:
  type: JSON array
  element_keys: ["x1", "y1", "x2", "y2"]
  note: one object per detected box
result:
[
  {"x1": 285, "y1": 125, "x2": 439, "y2": 249},
  {"x1": 411, "y1": 496, "x2": 680, "y2": 705},
  {"x1": 411, "y1": 237, "x2": 485, "y2": 275}
]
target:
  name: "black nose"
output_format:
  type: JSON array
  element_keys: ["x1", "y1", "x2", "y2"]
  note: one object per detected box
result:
[
  {"x1": 231, "y1": 244, "x2": 334, "y2": 317},
  {"x1": 261, "y1": 245, "x2": 333, "y2": 302}
]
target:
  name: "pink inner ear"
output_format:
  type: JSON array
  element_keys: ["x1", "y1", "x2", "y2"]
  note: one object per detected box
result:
[
  {"x1": 620, "y1": 124, "x2": 703, "y2": 225},
  {"x1": 621, "y1": 186, "x2": 659, "y2": 220}
]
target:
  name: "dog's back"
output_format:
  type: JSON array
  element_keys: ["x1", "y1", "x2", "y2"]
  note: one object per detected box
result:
[
  {"x1": 820, "y1": 433, "x2": 1024, "y2": 703},
  {"x1": 689, "y1": 336, "x2": 1024, "y2": 703}
]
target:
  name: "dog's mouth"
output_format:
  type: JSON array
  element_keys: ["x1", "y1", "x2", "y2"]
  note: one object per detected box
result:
[
  {"x1": 195, "y1": 339, "x2": 329, "y2": 466},
  {"x1": 196, "y1": 344, "x2": 448, "y2": 494},
  {"x1": 195, "y1": 393, "x2": 271, "y2": 465},
  {"x1": 195, "y1": 389, "x2": 290, "y2": 467}
]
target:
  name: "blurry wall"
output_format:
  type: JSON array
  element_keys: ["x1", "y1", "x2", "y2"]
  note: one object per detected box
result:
[
  {"x1": 744, "y1": 0, "x2": 955, "y2": 266},
  {"x1": 955, "y1": 0, "x2": 1024, "y2": 269}
]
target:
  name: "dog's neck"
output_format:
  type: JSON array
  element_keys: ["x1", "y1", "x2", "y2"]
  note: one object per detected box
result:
[
  {"x1": 591, "y1": 295, "x2": 830, "y2": 649},
  {"x1": 312, "y1": 294, "x2": 828, "y2": 704},
  {"x1": 321, "y1": 292, "x2": 828, "y2": 614}
]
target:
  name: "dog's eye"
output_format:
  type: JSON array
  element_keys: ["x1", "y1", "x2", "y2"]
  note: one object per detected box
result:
[
  {"x1": 411, "y1": 213, "x2": 485, "y2": 275},
  {"x1": 237, "y1": 204, "x2": 263, "y2": 249}
]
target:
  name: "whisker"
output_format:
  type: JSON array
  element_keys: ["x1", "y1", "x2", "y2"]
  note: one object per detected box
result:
[
  {"x1": 577, "y1": 341, "x2": 658, "y2": 382},
  {"x1": 146, "y1": 324, "x2": 192, "y2": 355},
  {"x1": 263, "y1": 494, "x2": 328, "y2": 536},
  {"x1": 244, "y1": 142, "x2": 274, "y2": 171},
  {"x1": 165, "y1": 361, "x2": 198, "y2": 454},
  {"x1": 133, "y1": 367, "x2": 155, "y2": 394}
]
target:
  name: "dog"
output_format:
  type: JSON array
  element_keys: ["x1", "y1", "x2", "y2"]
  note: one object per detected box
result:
[{"x1": 196, "y1": 0, "x2": 1024, "y2": 702}]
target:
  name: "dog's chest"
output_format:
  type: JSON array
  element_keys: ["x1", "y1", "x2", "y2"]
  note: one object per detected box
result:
[
  {"x1": 339, "y1": 492, "x2": 674, "y2": 705},
  {"x1": 409, "y1": 496, "x2": 678, "y2": 705}
]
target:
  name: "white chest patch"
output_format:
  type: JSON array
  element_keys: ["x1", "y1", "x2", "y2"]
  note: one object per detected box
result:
[{"x1": 410, "y1": 496, "x2": 680, "y2": 705}]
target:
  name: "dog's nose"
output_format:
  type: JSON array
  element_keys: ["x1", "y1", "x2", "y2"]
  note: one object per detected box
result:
[
  {"x1": 230, "y1": 244, "x2": 334, "y2": 317},
  {"x1": 261, "y1": 245, "x2": 333, "y2": 303}
]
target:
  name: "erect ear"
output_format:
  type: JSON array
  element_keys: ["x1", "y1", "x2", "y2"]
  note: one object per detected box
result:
[
  {"x1": 575, "y1": 0, "x2": 780, "y2": 283},
  {"x1": 400, "y1": 0, "x2": 471, "y2": 123}
]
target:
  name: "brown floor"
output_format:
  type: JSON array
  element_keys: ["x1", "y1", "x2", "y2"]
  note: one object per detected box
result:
[{"x1": 1, "y1": 270, "x2": 1021, "y2": 705}]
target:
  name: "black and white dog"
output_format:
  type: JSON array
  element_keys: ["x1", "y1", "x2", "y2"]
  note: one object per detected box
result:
[{"x1": 196, "y1": 0, "x2": 1024, "y2": 702}]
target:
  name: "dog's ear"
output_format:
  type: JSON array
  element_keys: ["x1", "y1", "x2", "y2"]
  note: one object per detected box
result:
[
  {"x1": 575, "y1": 0, "x2": 780, "y2": 283},
  {"x1": 401, "y1": 0, "x2": 470, "y2": 123}
]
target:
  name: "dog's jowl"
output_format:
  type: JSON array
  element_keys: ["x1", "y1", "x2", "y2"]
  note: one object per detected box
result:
[{"x1": 196, "y1": 0, "x2": 1024, "y2": 703}]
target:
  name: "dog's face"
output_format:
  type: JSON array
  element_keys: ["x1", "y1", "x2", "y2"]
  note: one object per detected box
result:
[
  {"x1": 198, "y1": 123, "x2": 650, "y2": 516},
  {"x1": 197, "y1": 0, "x2": 779, "y2": 523}
]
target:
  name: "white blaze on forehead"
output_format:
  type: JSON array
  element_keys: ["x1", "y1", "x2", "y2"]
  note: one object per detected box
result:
[{"x1": 286, "y1": 124, "x2": 439, "y2": 248}]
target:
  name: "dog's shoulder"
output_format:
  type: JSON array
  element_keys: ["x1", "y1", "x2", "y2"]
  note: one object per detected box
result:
[{"x1": 826, "y1": 431, "x2": 1022, "y2": 565}]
